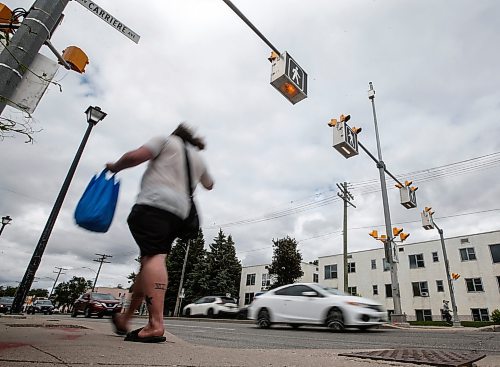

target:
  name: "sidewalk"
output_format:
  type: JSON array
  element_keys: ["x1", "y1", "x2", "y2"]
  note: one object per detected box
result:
[{"x1": 0, "y1": 315, "x2": 497, "y2": 367}]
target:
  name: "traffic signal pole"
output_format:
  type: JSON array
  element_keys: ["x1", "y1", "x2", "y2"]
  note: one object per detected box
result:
[
  {"x1": 367, "y1": 82, "x2": 405, "y2": 324},
  {"x1": 0, "y1": 0, "x2": 69, "y2": 116},
  {"x1": 434, "y1": 222, "x2": 461, "y2": 327}
]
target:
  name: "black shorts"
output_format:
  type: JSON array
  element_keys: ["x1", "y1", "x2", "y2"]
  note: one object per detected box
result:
[{"x1": 127, "y1": 204, "x2": 183, "y2": 257}]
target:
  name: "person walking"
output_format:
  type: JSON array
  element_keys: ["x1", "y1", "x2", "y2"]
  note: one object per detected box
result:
[
  {"x1": 442, "y1": 300, "x2": 452, "y2": 323},
  {"x1": 107, "y1": 123, "x2": 214, "y2": 343}
]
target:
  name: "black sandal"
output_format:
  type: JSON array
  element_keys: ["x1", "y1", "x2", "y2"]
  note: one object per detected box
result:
[{"x1": 124, "y1": 327, "x2": 166, "y2": 343}]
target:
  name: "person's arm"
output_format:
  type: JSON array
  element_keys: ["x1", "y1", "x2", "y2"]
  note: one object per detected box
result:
[
  {"x1": 106, "y1": 146, "x2": 154, "y2": 173},
  {"x1": 200, "y1": 170, "x2": 214, "y2": 190}
]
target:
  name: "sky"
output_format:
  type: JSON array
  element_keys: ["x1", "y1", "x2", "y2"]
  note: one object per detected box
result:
[{"x1": 1, "y1": 0, "x2": 500, "y2": 293}]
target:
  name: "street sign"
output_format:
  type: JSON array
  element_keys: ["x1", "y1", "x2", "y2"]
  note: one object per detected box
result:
[
  {"x1": 74, "y1": 0, "x2": 140, "y2": 44},
  {"x1": 270, "y1": 51, "x2": 307, "y2": 104},
  {"x1": 332, "y1": 121, "x2": 359, "y2": 158}
]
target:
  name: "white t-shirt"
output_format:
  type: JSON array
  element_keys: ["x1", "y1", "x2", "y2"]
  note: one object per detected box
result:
[{"x1": 135, "y1": 135, "x2": 212, "y2": 219}]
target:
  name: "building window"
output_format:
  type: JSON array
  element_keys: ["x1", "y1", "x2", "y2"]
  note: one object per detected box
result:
[
  {"x1": 385, "y1": 284, "x2": 393, "y2": 298},
  {"x1": 347, "y1": 286, "x2": 357, "y2": 296},
  {"x1": 409, "y1": 254, "x2": 425, "y2": 269},
  {"x1": 246, "y1": 273, "x2": 256, "y2": 286},
  {"x1": 412, "y1": 281, "x2": 429, "y2": 297},
  {"x1": 373, "y1": 285, "x2": 378, "y2": 295},
  {"x1": 465, "y1": 278, "x2": 484, "y2": 292},
  {"x1": 244, "y1": 292, "x2": 254, "y2": 305},
  {"x1": 432, "y1": 252, "x2": 439, "y2": 262},
  {"x1": 471, "y1": 308, "x2": 489, "y2": 321},
  {"x1": 415, "y1": 309, "x2": 433, "y2": 321},
  {"x1": 348, "y1": 262, "x2": 356, "y2": 273},
  {"x1": 383, "y1": 258, "x2": 391, "y2": 271},
  {"x1": 313, "y1": 273, "x2": 319, "y2": 283},
  {"x1": 460, "y1": 238, "x2": 469, "y2": 244},
  {"x1": 489, "y1": 244, "x2": 500, "y2": 263},
  {"x1": 460, "y1": 247, "x2": 477, "y2": 261},
  {"x1": 436, "y1": 280, "x2": 444, "y2": 292},
  {"x1": 371, "y1": 259, "x2": 377, "y2": 270},
  {"x1": 261, "y1": 273, "x2": 271, "y2": 287},
  {"x1": 324, "y1": 264, "x2": 338, "y2": 279},
  {"x1": 398, "y1": 247, "x2": 404, "y2": 252}
]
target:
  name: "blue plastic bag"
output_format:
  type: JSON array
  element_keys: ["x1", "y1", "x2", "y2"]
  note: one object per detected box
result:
[{"x1": 74, "y1": 169, "x2": 120, "y2": 233}]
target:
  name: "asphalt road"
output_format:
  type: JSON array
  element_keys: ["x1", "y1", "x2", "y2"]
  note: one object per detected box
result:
[{"x1": 50, "y1": 314, "x2": 500, "y2": 354}]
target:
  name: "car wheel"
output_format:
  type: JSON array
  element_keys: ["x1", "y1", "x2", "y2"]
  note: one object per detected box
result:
[
  {"x1": 326, "y1": 307, "x2": 344, "y2": 332},
  {"x1": 84, "y1": 307, "x2": 92, "y2": 318},
  {"x1": 207, "y1": 308, "x2": 214, "y2": 318},
  {"x1": 257, "y1": 308, "x2": 271, "y2": 329},
  {"x1": 290, "y1": 324, "x2": 301, "y2": 329},
  {"x1": 98, "y1": 313, "x2": 104, "y2": 319},
  {"x1": 185, "y1": 308, "x2": 191, "y2": 317},
  {"x1": 71, "y1": 309, "x2": 77, "y2": 318}
]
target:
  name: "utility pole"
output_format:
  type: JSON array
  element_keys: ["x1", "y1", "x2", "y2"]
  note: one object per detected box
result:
[
  {"x1": 0, "y1": 0, "x2": 69, "y2": 116},
  {"x1": 174, "y1": 241, "x2": 190, "y2": 317},
  {"x1": 92, "y1": 254, "x2": 112, "y2": 292},
  {"x1": 48, "y1": 267, "x2": 67, "y2": 298},
  {"x1": 336, "y1": 182, "x2": 355, "y2": 293},
  {"x1": 367, "y1": 82, "x2": 405, "y2": 324}
]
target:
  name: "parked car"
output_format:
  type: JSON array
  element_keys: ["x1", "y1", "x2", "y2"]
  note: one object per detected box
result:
[
  {"x1": 237, "y1": 291, "x2": 267, "y2": 319},
  {"x1": 248, "y1": 283, "x2": 387, "y2": 331},
  {"x1": 0, "y1": 296, "x2": 14, "y2": 313},
  {"x1": 26, "y1": 299, "x2": 55, "y2": 315},
  {"x1": 72, "y1": 292, "x2": 122, "y2": 318},
  {"x1": 183, "y1": 296, "x2": 239, "y2": 318}
]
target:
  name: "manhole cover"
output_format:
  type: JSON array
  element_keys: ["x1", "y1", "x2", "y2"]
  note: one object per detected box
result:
[
  {"x1": 7, "y1": 324, "x2": 87, "y2": 329},
  {"x1": 339, "y1": 349, "x2": 486, "y2": 367}
]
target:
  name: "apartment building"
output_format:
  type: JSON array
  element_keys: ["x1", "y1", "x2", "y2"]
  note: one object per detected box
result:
[{"x1": 239, "y1": 230, "x2": 500, "y2": 321}]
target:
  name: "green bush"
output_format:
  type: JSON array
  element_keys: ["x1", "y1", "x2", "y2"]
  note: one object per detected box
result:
[
  {"x1": 409, "y1": 321, "x2": 450, "y2": 327},
  {"x1": 460, "y1": 321, "x2": 495, "y2": 328},
  {"x1": 409, "y1": 320, "x2": 495, "y2": 327},
  {"x1": 491, "y1": 309, "x2": 500, "y2": 324}
]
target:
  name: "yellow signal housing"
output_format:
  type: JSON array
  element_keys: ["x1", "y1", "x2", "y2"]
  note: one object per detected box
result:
[
  {"x1": 405, "y1": 180, "x2": 413, "y2": 186},
  {"x1": 352, "y1": 126, "x2": 362, "y2": 134},
  {"x1": 369, "y1": 230, "x2": 379, "y2": 239},
  {"x1": 0, "y1": 3, "x2": 19, "y2": 33},
  {"x1": 399, "y1": 232, "x2": 410, "y2": 241},
  {"x1": 339, "y1": 114, "x2": 351, "y2": 122},
  {"x1": 379, "y1": 234, "x2": 387, "y2": 241},
  {"x1": 451, "y1": 273, "x2": 460, "y2": 280},
  {"x1": 328, "y1": 118, "x2": 338, "y2": 127},
  {"x1": 395, "y1": 183, "x2": 403, "y2": 189},
  {"x1": 393, "y1": 227, "x2": 403, "y2": 236},
  {"x1": 61, "y1": 46, "x2": 89, "y2": 73},
  {"x1": 267, "y1": 51, "x2": 279, "y2": 62},
  {"x1": 425, "y1": 207, "x2": 432, "y2": 212},
  {"x1": 410, "y1": 186, "x2": 418, "y2": 192}
]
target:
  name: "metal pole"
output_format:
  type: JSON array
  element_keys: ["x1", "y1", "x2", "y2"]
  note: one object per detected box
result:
[
  {"x1": 0, "y1": 0, "x2": 69, "y2": 116},
  {"x1": 368, "y1": 82, "x2": 405, "y2": 323},
  {"x1": 342, "y1": 182, "x2": 348, "y2": 293},
  {"x1": 11, "y1": 121, "x2": 95, "y2": 314},
  {"x1": 434, "y1": 222, "x2": 461, "y2": 327},
  {"x1": 174, "y1": 241, "x2": 190, "y2": 317},
  {"x1": 48, "y1": 267, "x2": 66, "y2": 298},
  {"x1": 92, "y1": 254, "x2": 112, "y2": 292},
  {"x1": 92, "y1": 262, "x2": 103, "y2": 292},
  {"x1": 0, "y1": 224, "x2": 6, "y2": 237}
]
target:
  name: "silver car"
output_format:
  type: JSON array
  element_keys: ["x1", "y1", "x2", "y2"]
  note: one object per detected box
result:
[{"x1": 248, "y1": 283, "x2": 387, "y2": 331}]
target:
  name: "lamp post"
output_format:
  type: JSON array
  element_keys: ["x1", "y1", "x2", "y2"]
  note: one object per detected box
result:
[
  {"x1": 174, "y1": 241, "x2": 190, "y2": 317},
  {"x1": 0, "y1": 215, "x2": 12, "y2": 237},
  {"x1": 11, "y1": 106, "x2": 107, "y2": 314}
]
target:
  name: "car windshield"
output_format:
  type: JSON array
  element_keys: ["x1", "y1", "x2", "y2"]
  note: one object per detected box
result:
[
  {"x1": 37, "y1": 300, "x2": 53, "y2": 305},
  {"x1": 315, "y1": 285, "x2": 348, "y2": 296},
  {"x1": 92, "y1": 293, "x2": 116, "y2": 300},
  {"x1": 0, "y1": 297, "x2": 14, "y2": 304},
  {"x1": 220, "y1": 297, "x2": 236, "y2": 304}
]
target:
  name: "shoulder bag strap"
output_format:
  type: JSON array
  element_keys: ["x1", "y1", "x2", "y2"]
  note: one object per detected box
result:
[{"x1": 183, "y1": 142, "x2": 194, "y2": 198}]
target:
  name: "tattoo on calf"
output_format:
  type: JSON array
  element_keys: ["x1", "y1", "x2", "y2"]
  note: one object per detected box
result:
[
  {"x1": 154, "y1": 283, "x2": 166, "y2": 290},
  {"x1": 145, "y1": 295, "x2": 153, "y2": 306}
]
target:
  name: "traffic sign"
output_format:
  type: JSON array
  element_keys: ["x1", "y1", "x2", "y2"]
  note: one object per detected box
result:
[{"x1": 74, "y1": 0, "x2": 140, "y2": 44}]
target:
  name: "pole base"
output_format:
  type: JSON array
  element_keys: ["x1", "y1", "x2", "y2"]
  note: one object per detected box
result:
[
  {"x1": 452, "y1": 321, "x2": 463, "y2": 328},
  {"x1": 390, "y1": 313, "x2": 409, "y2": 326}
]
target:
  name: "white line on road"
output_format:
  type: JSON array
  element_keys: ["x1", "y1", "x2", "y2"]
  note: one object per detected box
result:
[{"x1": 163, "y1": 323, "x2": 235, "y2": 331}]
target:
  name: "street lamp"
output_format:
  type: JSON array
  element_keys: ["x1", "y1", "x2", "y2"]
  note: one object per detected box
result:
[
  {"x1": 11, "y1": 106, "x2": 107, "y2": 314},
  {"x1": 0, "y1": 215, "x2": 12, "y2": 237},
  {"x1": 421, "y1": 207, "x2": 461, "y2": 327}
]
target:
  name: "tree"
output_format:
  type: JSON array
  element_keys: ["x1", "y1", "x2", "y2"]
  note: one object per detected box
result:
[
  {"x1": 52, "y1": 276, "x2": 92, "y2": 309},
  {"x1": 0, "y1": 286, "x2": 17, "y2": 297},
  {"x1": 204, "y1": 229, "x2": 241, "y2": 299},
  {"x1": 268, "y1": 236, "x2": 303, "y2": 288},
  {"x1": 28, "y1": 288, "x2": 49, "y2": 298},
  {"x1": 164, "y1": 228, "x2": 207, "y2": 315}
]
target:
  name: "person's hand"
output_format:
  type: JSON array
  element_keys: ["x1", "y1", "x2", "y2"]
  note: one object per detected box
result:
[{"x1": 106, "y1": 162, "x2": 118, "y2": 173}]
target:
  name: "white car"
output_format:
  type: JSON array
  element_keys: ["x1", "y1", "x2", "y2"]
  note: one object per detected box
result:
[
  {"x1": 247, "y1": 283, "x2": 387, "y2": 331},
  {"x1": 183, "y1": 296, "x2": 239, "y2": 318}
]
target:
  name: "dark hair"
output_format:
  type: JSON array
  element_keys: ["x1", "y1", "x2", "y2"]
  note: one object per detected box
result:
[{"x1": 172, "y1": 123, "x2": 206, "y2": 150}]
